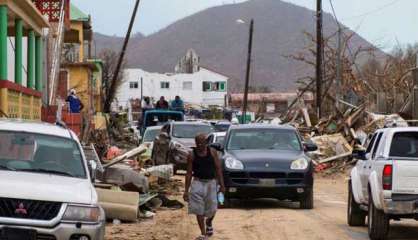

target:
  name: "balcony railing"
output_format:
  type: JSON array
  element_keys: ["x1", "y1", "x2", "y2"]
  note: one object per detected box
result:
[{"x1": 0, "y1": 80, "x2": 42, "y2": 120}]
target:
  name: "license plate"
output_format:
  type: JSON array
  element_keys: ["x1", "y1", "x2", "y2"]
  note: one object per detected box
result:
[
  {"x1": 1, "y1": 228, "x2": 37, "y2": 240},
  {"x1": 259, "y1": 179, "x2": 276, "y2": 187}
]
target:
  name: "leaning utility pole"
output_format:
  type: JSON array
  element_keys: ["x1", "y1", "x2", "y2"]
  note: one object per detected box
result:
[
  {"x1": 335, "y1": 27, "x2": 342, "y2": 112},
  {"x1": 316, "y1": 0, "x2": 323, "y2": 118},
  {"x1": 242, "y1": 19, "x2": 254, "y2": 124},
  {"x1": 104, "y1": 0, "x2": 141, "y2": 113}
]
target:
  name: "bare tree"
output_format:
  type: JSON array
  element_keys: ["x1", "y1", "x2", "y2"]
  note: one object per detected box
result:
[
  {"x1": 99, "y1": 49, "x2": 126, "y2": 112},
  {"x1": 284, "y1": 30, "x2": 377, "y2": 115}
]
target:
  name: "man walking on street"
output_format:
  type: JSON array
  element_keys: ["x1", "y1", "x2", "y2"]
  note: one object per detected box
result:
[{"x1": 184, "y1": 133, "x2": 225, "y2": 240}]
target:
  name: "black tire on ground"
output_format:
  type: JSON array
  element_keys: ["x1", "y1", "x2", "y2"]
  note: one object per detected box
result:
[
  {"x1": 300, "y1": 188, "x2": 314, "y2": 209},
  {"x1": 347, "y1": 182, "x2": 366, "y2": 226},
  {"x1": 368, "y1": 193, "x2": 390, "y2": 240}
]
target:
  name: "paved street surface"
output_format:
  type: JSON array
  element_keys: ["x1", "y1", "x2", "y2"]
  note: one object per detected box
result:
[{"x1": 106, "y1": 176, "x2": 418, "y2": 240}]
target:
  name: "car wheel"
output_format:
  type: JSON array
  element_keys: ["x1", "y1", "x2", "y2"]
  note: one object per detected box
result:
[
  {"x1": 300, "y1": 188, "x2": 314, "y2": 209},
  {"x1": 347, "y1": 182, "x2": 366, "y2": 226},
  {"x1": 368, "y1": 193, "x2": 389, "y2": 240}
]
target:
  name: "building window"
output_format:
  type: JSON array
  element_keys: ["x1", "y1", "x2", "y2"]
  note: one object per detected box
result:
[
  {"x1": 203, "y1": 82, "x2": 211, "y2": 92},
  {"x1": 129, "y1": 82, "x2": 139, "y2": 89},
  {"x1": 183, "y1": 81, "x2": 192, "y2": 90},
  {"x1": 161, "y1": 82, "x2": 170, "y2": 89},
  {"x1": 219, "y1": 82, "x2": 226, "y2": 91}
]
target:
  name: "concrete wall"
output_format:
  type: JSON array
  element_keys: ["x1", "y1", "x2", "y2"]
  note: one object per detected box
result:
[
  {"x1": 67, "y1": 65, "x2": 91, "y2": 112},
  {"x1": 116, "y1": 68, "x2": 228, "y2": 108}
]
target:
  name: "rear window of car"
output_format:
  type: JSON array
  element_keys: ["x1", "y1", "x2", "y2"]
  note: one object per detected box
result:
[{"x1": 389, "y1": 132, "x2": 418, "y2": 158}]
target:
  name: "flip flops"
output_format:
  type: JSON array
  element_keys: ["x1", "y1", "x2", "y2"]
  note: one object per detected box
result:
[{"x1": 195, "y1": 235, "x2": 208, "y2": 240}]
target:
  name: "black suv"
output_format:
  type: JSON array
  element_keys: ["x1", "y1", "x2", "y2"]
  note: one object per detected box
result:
[{"x1": 212, "y1": 124, "x2": 317, "y2": 209}]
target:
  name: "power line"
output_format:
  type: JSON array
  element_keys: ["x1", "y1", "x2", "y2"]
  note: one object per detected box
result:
[
  {"x1": 341, "y1": 0, "x2": 401, "y2": 21},
  {"x1": 328, "y1": 0, "x2": 376, "y2": 93}
]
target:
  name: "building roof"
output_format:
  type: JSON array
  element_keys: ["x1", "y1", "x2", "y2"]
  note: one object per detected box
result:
[
  {"x1": 229, "y1": 92, "x2": 314, "y2": 103},
  {"x1": 70, "y1": 3, "x2": 89, "y2": 22}
]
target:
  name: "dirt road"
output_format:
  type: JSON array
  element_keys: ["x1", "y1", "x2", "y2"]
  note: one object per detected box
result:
[{"x1": 106, "y1": 176, "x2": 418, "y2": 240}]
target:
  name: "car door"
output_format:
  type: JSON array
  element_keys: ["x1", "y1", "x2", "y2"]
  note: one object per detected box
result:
[{"x1": 360, "y1": 133, "x2": 377, "y2": 199}]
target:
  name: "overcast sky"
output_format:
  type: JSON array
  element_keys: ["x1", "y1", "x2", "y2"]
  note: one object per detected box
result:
[{"x1": 72, "y1": 0, "x2": 417, "y2": 51}]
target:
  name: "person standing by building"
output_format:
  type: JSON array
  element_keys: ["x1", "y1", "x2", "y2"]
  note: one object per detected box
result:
[
  {"x1": 171, "y1": 95, "x2": 185, "y2": 112},
  {"x1": 155, "y1": 96, "x2": 169, "y2": 109},
  {"x1": 66, "y1": 89, "x2": 84, "y2": 113},
  {"x1": 184, "y1": 133, "x2": 225, "y2": 240}
]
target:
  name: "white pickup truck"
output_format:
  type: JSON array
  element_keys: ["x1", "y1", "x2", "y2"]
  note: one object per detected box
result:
[{"x1": 348, "y1": 127, "x2": 418, "y2": 240}]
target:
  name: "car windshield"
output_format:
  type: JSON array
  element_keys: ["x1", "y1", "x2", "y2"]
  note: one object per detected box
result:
[
  {"x1": 0, "y1": 131, "x2": 86, "y2": 178},
  {"x1": 143, "y1": 128, "x2": 161, "y2": 142},
  {"x1": 172, "y1": 124, "x2": 213, "y2": 139},
  {"x1": 390, "y1": 132, "x2": 418, "y2": 158},
  {"x1": 227, "y1": 129, "x2": 302, "y2": 151}
]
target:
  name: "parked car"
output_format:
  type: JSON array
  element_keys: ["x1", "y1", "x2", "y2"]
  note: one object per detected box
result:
[
  {"x1": 213, "y1": 121, "x2": 232, "y2": 132},
  {"x1": 348, "y1": 127, "x2": 418, "y2": 240},
  {"x1": 208, "y1": 132, "x2": 227, "y2": 145},
  {"x1": 139, "y1": 109, "x2": 184, "y2": 135},
  {"x1": 0, "y1": 119, "x2": 105, "y2": 240},
  {"x1": 152, "y1": 121, "x2": 214, "y2": 173},
  {"x1": 211, "y1": 124, "x2": 317, "y2": 209}
]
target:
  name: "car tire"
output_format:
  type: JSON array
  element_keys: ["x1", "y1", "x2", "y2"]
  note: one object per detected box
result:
[
  {"x1": 347, "y1": 182, "x2": 366, "y2": 226},
  {"x1": 368, "y1": 193, "x2": 389, "y2": 240},
  {"x1": 300, "y1": 188, "x2": 314, "y2": 209}
]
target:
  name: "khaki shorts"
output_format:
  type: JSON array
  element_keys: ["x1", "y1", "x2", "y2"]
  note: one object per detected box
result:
[{"x1": 188, "y1": 179, "x2": 218, "y2": 217}]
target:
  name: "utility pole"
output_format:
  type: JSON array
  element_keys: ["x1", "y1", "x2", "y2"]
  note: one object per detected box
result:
[
  {"x1": 140, "y1": 77, "x2": 143, "y2": 101},
  {"x1": 104, "y1": 0, "x2": 141, "y2": 113},
  {"x1": 335, "y1": 27, "x2": 342, "y2": 112},
  {"x1": 316, "y1": 0, "x2": 323, "y2": 118},
  {"x1": 242, "y1": 19, "x2": 254, "y2": 124}
]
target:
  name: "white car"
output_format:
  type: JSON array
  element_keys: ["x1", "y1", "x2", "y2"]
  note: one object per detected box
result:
[
  {"x1": 208, "y1": 132, "x2": 227, "y2": 145},
  {"x1": 0, "y1": 119, "x2": 105, "y2": 240},
  {"x1": 348, "y1": 127, "x2": 418, "y2": 240}
]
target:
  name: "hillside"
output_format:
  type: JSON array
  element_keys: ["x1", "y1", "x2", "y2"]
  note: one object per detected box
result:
[
  {"x1": 95, "y1": 0, "x2": 384, "y2": 91},
  {"x1": 93, "y1": 32, "x2": 144, "y2": 55}
]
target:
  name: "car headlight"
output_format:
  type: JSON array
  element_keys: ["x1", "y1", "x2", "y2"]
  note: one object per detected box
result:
[
  {"x1": 62, "y1": 205, "x2": 102, "y2": 223},
  {"x1": 225, "y1": 156, "x2": 244, "y2": 170},
  {"x1": 290, "y1": 158, "x2": 309, "y2": 170}
]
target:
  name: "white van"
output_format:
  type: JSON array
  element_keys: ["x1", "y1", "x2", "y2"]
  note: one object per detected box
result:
[{"x1": 0, "y1": 119, "x2": 105, "y2": 240}]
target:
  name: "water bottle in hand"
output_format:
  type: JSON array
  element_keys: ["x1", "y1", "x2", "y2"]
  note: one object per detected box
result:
[{"x1": 218, "y1": 192, "x2": 225, "y2": 205}]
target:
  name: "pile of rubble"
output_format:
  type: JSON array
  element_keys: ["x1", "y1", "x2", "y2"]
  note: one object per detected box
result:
[
  {"x1": 285, "y1": 101, "x2": 410, "y2": 175},
  {"x1": 85, "y1": 133, "x2": 183, "y2": 225}
]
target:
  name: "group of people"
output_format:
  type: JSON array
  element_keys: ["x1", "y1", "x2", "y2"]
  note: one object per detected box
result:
[{"x1": 142, "y1": 96, "x2": 185, "y2": 112}]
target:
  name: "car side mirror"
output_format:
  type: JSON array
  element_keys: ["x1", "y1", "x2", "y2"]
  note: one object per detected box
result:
[
  {"x1": 89, "y1": 160, "x2": 97, "y2": 182},
  {"x1": 303, "y1": 143, "x2": 318, "y2": 152},
  {"x1": 352, "y1": 149, "x2": 367, "y2": 160},
  {"x1": 210, "y1": 143, "x2": 224, "y2": 152}
]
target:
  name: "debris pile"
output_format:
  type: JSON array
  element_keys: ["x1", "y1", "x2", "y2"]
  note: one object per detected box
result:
[
  {"x1": 88, "y1": 140, "x2": 182, "y2": 224},
  {"x1": 284, "y1": 100, "x2": 410, "y2": 175}
]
